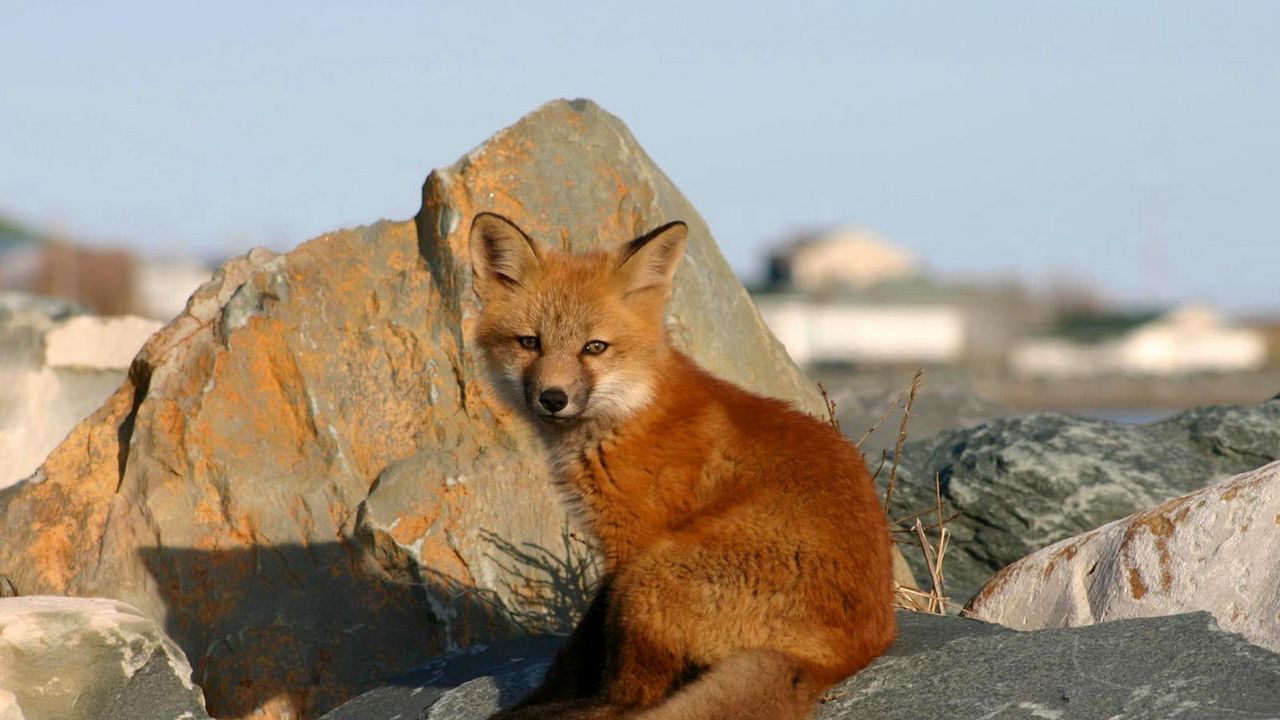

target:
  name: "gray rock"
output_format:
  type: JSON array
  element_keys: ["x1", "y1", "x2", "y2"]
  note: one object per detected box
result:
[
  {"x1": 887, "y1": 397, "x2": 1280, "y2": 604},
  {"x1": 823, "y1": 612, "x2": 1280, "y2": 720},
  {"x1": 967, "y1": 461, "x2": 1280, "y2": 653},
  {"x1": 0, "y1": 596, "x2": 210, "y2": 720},
  {"x1": 318, "y1": 636, "x2": 561, "y2": 720},
  {"x1": 320, "y1": 611, "x2": 1280, "y2": 720}
]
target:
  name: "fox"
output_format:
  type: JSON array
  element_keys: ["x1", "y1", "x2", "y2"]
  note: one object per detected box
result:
[{"x1": 467, "y1": 212, "x2": 897, "y2": 720}]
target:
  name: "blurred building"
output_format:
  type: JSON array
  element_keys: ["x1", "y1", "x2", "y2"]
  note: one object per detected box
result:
[
  {"x1": 758, "y1": 295, "x2": 965, "y2": 365},
  {"x1": 768, "y1": 226, "x2": 918, "y2": 290},
  {"x1": 133, "y1": 256, "x2": 217, "y2": 320},
  {"x1": 1245, "y1": 319, "x2": 1280, "y2": 367},
  {"x1": 0, "y1": 214, "x2": 212, "y2": 321},
  {"x1": 0, "y1": 292, "x2": 162, "y2": 489},
  {"x1": 1010, "y1": 304, "x2": 1268, "y2": 377},
  {"x1": 754, "y1": 226, "x2": 1039, "y2": 366}
]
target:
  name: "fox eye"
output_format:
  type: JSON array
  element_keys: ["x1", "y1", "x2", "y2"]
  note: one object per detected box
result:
[
  {"x1": 583, "y1": 340, "x2": 609, "y2": 355},
  {"x1": 518, "y1": 336, "x2": 540, "y2": 350}
]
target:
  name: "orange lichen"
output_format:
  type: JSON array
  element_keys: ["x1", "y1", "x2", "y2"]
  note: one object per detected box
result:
[
  {"x1": 1041, "y1": 540, "x2": 1081, "y2": 578},
  {"x1": 389, "y1": 510, "x2": 438, "y2": 546},
  {"x1": 967, "y1": 563, "x2": 1019, "y2": 610},
  {"x1": 1218, "y1": 472, "x2": 1270, "y2": 503},
  {"x1": 1121, "y1": 507, "x2": 1181, "y2": 593},
  {"x1": 1128, "y1": 567, "x2": 1148, "y2": 599}
]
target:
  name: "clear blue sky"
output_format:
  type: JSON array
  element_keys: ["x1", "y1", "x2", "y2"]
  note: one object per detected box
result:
[{"x1": 3, "y1": 1, "x2": 1277, "y2": 313}]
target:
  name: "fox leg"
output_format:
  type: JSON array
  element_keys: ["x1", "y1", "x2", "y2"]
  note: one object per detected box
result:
[
  {"x1": 490, "y1": 567, "x2": 690, "y2": 720},
  {"x1": 603, "y1": 550, "x2": 829, "y2": 720},
  {"x1": 485, "y1": 698, "x2": 624, "y2": 720},
  {"x1": 635, "y1": 649, "x2": 825, "y2": 720},
  {"x1": 489, "y1": 629, "x2": 685, "y2": 720},
  {"x1": 494, "y1": 639, "x2": 686, "y2": 719},
  {"x1": 495, "y1": 571, "x2": 698, "y2": 718},
  {"x1": 603, "y1": 631, "x2": 691, "y2": 709},
  {"x1": 489, "y1": 579, "x2": 613, "y2": 719},
  {"x1": 598, "y1": 538, "x2": 845, "y2": 720},
  {"x1": 597, "y1": 550, "x2": 718, "y2": 710},
  {"x1": 490, "y1": 651, "x2": 824, "y2": 720}
]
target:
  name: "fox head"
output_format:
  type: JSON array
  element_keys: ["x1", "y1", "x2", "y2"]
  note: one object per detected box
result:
[{"x1": 468, "y1": 212, "x2": 687, "y2": 429}]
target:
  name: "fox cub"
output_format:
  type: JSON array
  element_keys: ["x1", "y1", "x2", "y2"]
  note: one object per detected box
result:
[{"x1": 469, "y1": 213, "x2": 896, "y2": 720}]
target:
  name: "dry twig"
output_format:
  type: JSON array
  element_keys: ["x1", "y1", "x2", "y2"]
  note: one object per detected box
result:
[
  {"x1": 817, "y1": 382, "x2": 841, "y2": 432},
  {"x1": 869, "y1": 450, "x2": 888, "y2": 485},
  {"x1": 856, "y1": 392, "x2": 903, "y2": 449},
  {"x1": 883, "y1": 369, "x2": 923, "y2": 515}
]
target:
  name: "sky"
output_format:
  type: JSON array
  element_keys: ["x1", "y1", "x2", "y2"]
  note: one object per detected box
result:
[{"x1": 2, "y1": 1, "x2": 1277, "y2": 314}]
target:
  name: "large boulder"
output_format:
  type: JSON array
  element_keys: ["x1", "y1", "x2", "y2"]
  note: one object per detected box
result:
[
  {"x1": 887, "y1": 397, "x2": 1280, "y2": 603},
  {"x1": 319, "y1": 611, "x2": 1280, "y2": 720},
  {"x1": 967, "y1": 460, "x2": 1280, "y2": 653},
  {"x1": 0, "y1": 99, "x2": 886, "y2": 719},
  {"x1": 0, "y1": 293, "x2": 160, "y2": 489},
  {"x1": 0, "y1": 596, "x2": 209, "y2": 720}
]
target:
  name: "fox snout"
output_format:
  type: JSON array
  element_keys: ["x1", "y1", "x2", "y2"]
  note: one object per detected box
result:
[
  {"x1": 538, "y1": 388, "x2": 568, "y2": 413},
  {"x1": 528, "y1": 384, "x2": 582, "y2": 423},
  {"x1": 523, "y1": 355, "x2": 590, "y2": 422}
]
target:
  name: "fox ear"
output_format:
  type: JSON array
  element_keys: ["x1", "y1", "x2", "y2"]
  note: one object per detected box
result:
[
  {"x1": 469, "y1": 213, "x2": 541, "y2": 298},
  {"x1": 616, "y1": 221, "x2": 688, "y2": 299}
]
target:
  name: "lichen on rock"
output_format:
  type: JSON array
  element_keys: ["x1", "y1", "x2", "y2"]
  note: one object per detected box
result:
[{"x1": 0, "y1": 99, "x2": 883, "y2": 720}]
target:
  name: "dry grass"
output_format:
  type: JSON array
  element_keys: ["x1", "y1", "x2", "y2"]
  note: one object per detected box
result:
[
  {"x1": 825, "y1": 371, "x2": 964, "y2": 616},
  {"x1": 884, "y1": 369, "x2": 922, "y2": 513},
  {"x1": 895, "y1": 472, "x2": 956, "y2": 614}
]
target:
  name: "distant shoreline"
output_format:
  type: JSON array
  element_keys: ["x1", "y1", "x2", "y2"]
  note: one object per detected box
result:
[
  {"x1": 978, "y1": 368, "x2": 1280, "y2": 412},
  {"x1": 812, "y1": 365, "x2": 1280, "y2": 415}
]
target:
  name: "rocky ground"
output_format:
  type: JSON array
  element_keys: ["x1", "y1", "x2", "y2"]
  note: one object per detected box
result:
[
  {"x1": 319, "y1": 612, "x2": 1280, "y2": 720},
  {"x1": 1, "y1": 99, "x2": 1277, "y2": 720},
  {"x1": 886, "y1": 396, "x2": 1280, "y2": 603}
]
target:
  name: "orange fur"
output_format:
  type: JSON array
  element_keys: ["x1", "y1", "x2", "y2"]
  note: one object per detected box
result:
[{"x1": 469, "y1": 213, "x2": 897, "y2": 720}]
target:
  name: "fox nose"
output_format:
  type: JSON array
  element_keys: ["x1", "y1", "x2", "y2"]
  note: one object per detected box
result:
[{"x1": 539, "y1": 388, "x2": 569, "y2": 413}]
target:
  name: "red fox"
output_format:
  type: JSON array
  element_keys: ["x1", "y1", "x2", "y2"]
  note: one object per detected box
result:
[{"x1": 468, "y1": 213, "x2": 897, "y2": 720}]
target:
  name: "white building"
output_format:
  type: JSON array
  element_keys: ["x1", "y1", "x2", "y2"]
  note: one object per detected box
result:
[
  {"x1": 755, "y1": 226, "x2": 1037, "y2": 366},
  {"x1": 1011, "y1": 304, "x2": 1267, "y2": 377},
  {"x1": 756, "y1": 295, "x2": 967, "y2": 365},
  {"x1": 133, "y1": 256, "x2": 213, "y2": 320}
]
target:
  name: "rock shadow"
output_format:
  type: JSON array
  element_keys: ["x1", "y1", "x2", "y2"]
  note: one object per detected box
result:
[
  {"x1": 474, "y1": 522, "x2": 601, "y2": 635},
  {"x1": 317, "y1": 525, "x2": 602, "y2": 718},
  {"x1": 140, "y1": 540, "x2": 516, "y2": 719}
]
